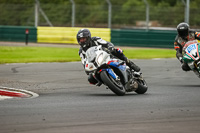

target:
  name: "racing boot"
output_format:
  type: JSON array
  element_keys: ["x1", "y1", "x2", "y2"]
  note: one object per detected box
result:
[{"x1": 126, "y1": 59, "x2": 140, "y2": 72}]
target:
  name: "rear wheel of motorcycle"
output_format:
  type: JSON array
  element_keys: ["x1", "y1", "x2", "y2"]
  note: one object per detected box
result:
[
  {"x1": 100, "y1": 71, "x2": 125, "y2": 96},
  {"x1": 135, "y1": 79, "x2": 148, "y2": 94}
]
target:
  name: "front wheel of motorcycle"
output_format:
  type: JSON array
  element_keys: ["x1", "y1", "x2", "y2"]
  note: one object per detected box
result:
[
  {"x1": 135, "y1": 79, "x2": 148, "y2": 94},
  {"x1": 100, "y1": 71, "x2": 126, "y2": 96}
]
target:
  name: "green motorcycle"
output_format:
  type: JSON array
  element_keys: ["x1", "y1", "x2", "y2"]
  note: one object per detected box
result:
[{"x1": 183, "y1": 40, "x2": 200, "y2": 78}]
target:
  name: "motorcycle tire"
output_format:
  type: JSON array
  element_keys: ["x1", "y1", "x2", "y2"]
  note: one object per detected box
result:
[
  {"x1": 135, "y1": 79, "x2": 148, "y2": 94},
  {"x1": 100, "y1": 71, "x2": 126, "y2": 96}
]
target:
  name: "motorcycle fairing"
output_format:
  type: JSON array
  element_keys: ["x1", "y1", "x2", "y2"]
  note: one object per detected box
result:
[
  {"x1": 183, "y1": 44, "x2": 200, "y2": 63},
  {"x1": 99, "y1": 60, "x2": 129, "y2": 84},
  {"x1": 107, "y1": 60, "x2": 126, "y2": 71}
]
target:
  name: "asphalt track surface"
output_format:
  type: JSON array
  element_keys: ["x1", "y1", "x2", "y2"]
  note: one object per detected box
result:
[{"x1": 0, "y1": 59, "x2": 200, "y2": 133}]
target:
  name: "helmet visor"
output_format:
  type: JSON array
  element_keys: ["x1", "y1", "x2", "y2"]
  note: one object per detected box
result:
[
  {"x1": 178, "y1": 30, "x2": 188, "y2": 38},
  {"x1": 78, "y1": 37, "x2": 89, "y2": 47}
]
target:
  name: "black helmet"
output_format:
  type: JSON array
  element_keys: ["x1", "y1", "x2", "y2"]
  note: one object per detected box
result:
[
  {"x1": 76, "y1": 29, "x2": 91, "y2": 48},
  {"x1": 177, "y1": 22, "x2": 189, "y2": 39}
]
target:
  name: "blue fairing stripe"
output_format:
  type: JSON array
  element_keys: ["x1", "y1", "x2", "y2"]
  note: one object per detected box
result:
[{"x1": 107, "y1": 60, "x2": 126, "y2": 71}]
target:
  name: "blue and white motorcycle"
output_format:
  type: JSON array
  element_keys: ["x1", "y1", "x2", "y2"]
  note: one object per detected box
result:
[{"x1": 84, "y1": 45, "x2": 148, "y2": 96}]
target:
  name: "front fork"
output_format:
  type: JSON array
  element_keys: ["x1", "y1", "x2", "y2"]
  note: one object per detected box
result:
[{"x1": 99, "y1": 68, "x2": 119, "y2": 80}]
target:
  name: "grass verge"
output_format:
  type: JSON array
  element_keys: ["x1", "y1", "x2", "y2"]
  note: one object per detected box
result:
[{"x1": 0, "y1": 46, "x2": 176, "y2": 64}]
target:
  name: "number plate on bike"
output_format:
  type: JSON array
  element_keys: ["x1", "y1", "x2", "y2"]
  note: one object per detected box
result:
[{"x1": 186, "y1": 44, "x2": 197, "y2": 54}]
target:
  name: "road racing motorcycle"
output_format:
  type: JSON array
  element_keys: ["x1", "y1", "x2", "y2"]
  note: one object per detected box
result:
[
  {"x1": 84, "y1": 45, "x2": 148, "y2": 96},
  {"x1": 183, "y1": 40, "x2": 200, "y2": 78}
]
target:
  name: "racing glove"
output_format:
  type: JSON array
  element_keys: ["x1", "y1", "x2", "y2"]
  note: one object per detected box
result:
[{"x1": 116, "y1": 48, "x2": 123, "y2": 54}]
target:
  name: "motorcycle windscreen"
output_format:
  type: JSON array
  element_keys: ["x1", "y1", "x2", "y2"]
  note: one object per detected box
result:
[{"x1": 86, "y1": 47, "x2": 97, "y2": 62}]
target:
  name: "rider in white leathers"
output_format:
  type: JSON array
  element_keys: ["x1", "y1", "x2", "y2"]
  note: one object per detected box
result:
[{"x1": 77, "y1": 28, "x2": 140, "y2": 84}]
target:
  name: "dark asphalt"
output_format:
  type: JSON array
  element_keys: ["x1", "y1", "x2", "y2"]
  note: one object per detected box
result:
[{"x1": 0, "y1": 59, "x2": 200, "y2": 133}]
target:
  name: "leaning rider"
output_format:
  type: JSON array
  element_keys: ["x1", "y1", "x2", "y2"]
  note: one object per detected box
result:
[
  {"x1": 174, "y1": 22, "x2": 200, "y2": 71},
  {"x1": 77, "y1": 28, "x2": 140, "y2": 85}
]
